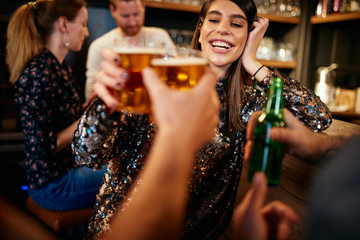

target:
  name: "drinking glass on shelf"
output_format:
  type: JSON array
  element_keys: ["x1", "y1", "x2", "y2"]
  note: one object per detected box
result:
[
  {"x1": 255, "y1": 0, "x2": 270, "y2": 14},
  {"x1": 257, "y1": 37, "x2": 276, "y2": 60},
  {"x1": 182, "y1": 0, "x2": 192, "y2": 5},
  {"x1": 291, "y1": 0, "x2": 301, "y2": 16},
  {"x1": 269, "y1": 0, "x2": 278, "y2": 14},
  {"x1": 278, "y1": 0, "x2": 287, "y2": 16},
  {"x1": 276, "y1": 42, "x2": 295, "y2": 62}
]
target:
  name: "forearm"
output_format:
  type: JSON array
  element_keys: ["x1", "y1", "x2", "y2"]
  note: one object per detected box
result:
[
  {"x1": 317, "y1": 133, "x2": 355, "y2": 160},
  {"x1": 72, "y1": 98, "x2": 120, "y2": 169},
  {"x1": 106, "y1": 129, "x2": 196, "y2": 240},
  {"x1": 55, "y1": 120, "x2": 79, "y2": 154},
  {"x1": 243, "y1": 60, "x2": 272, "y2": 83}
]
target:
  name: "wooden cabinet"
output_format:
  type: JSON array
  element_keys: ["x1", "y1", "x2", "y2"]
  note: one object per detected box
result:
[
  {"x1": 296, "y1": 2, "x2": 360, "y2": 122},
  {"x1": 300, "y1": 3, "x2": 360, "y2": 90},
  {"x1": 310, "y1": 11, "x2": 360, "y2": 24}
]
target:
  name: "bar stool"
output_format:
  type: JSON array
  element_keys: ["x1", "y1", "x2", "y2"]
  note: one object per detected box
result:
[{"x1": 26, "y1": 196, "x2": 93, "y2": 232}]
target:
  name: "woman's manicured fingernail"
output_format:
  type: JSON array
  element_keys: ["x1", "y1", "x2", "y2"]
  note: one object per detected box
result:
[{"x1": 120, "y1": 72, "x2": 128, "y2": 80}]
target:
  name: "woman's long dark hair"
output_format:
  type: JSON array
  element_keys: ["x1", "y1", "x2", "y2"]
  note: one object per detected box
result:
[{"x1": 191, "y1": 0, "x2": 257, "y2": 130}]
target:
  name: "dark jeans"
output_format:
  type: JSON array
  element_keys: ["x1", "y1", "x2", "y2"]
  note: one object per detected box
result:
[{"x1": 29, "y1": 166, "x2": 106, "y2": 211}]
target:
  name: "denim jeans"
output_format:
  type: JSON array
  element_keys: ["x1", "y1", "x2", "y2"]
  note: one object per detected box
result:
[{"x1": 28, "y1": 166, "x2": 106, "y2": 211}]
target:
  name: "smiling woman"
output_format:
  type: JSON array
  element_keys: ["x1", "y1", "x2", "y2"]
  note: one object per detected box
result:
[{"x1": 191, "y1": 0, "x2": 332, "y2": 131}]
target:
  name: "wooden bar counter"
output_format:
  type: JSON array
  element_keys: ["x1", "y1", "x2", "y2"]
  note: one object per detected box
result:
[{"x1": 219, "y1": 119, "x2": 360, "y2": 240}]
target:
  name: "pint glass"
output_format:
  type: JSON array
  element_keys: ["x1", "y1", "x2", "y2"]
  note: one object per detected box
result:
[{"x1": 114, "y1": 46, "x2": 164, "y2": 114}]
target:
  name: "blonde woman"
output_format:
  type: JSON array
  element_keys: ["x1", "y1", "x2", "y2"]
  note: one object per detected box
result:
[{"x1": 6, "y1": 0, "x2": 105, "y2": 211}]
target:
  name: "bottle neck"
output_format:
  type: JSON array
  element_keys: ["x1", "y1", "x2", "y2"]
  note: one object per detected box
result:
[{"x1": 264, "y1": 77, "x2": 284, "y2": 116}]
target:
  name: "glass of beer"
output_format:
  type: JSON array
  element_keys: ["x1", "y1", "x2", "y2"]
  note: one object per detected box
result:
[
  {"x1": 151, "y1": 48, "x2": 207, "y2": 91},
  {"x1": 113, "y1": 40, "x2": 165, "y2": 114}
]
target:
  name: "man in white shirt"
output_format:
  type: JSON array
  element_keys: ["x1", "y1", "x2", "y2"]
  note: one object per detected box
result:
[{"x1": 85, "y1": 0, "x2": 176, "y2": 101}]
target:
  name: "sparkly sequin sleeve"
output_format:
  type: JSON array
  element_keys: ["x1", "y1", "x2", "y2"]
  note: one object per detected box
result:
[
  {"x1": 72, "y1": 97, "x2": 124, "y2": 170},
  {"x1": 243, "y1": 70, "x2": 332, "y2": 132}
]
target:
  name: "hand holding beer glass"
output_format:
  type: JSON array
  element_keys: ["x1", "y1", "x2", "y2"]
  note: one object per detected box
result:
[{"x1": 111, "y1": 41, "x2": 208, "y2": 115}]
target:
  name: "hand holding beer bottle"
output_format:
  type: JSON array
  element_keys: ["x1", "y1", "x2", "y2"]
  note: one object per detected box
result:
[{"x1": 248, "y1": 76, "x2": 286, "y2": 186}]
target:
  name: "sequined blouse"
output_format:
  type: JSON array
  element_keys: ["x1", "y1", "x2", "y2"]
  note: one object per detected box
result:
[
  {"x1": 14, "y1": 49, "x2": 82, "y2": 189},
  {"x1": 72, "y1": 71, "x2": 332, "y2": 240}
]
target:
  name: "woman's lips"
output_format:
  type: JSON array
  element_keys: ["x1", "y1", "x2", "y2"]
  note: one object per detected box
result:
[{"x1": 209, "y1": 40, "x2": 233, "y2": 53}]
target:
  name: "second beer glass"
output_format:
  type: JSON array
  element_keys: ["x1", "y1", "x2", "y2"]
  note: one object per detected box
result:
[{"x1": 151, "y1": 48, "x2": 207, "y2": 91}]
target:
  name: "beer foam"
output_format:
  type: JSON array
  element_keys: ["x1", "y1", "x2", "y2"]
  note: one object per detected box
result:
[
  {"x1": 114, "y1": 47, "x2": 165, "y2": 55},
  {"x1": 151, "y1": 57, "x2": 207, "y2": 66}
]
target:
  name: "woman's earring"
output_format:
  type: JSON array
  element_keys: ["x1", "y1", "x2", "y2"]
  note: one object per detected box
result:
[{"x1": 63, "y1": 36, "x2": 70, "y2": 47}]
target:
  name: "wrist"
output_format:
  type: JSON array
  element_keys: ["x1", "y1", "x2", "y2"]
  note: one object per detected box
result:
[
  {"x1": 243, "y1": 60, "x2": 272, "y2": 83},
  {"x1": 251, "y1": 65, "x2": 265, "y2": 81},
  {"x1": 155, "y1": 128, "x2": 198, "y2": 155},
  {"x1": 149, "y1": 129, "x2": 196, "y2": 180}
]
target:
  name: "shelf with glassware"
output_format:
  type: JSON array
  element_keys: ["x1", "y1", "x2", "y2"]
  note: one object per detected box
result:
[
  {"x1": 145, "y1": 0, "x2": 202, "y2": 13},
  {"x1": 145, "y1": 0, "x2": 299, "y2": 69},
  {"x1": 311, "y1": 11, "x2": 360, "y2": 24},
  {"x1": 305, "y1": 4, "x2": 360, "y2": 121},
  {"x1": 145, "y1": 1, "x2": 300, "y2": 23}
]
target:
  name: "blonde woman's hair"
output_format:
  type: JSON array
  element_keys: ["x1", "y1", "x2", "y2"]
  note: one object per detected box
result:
[
  {"x1": 6, "y1": 0, "x2": 86, "y2": 84},
  {"x1": 6, "y1": 4, "x2": 42, "y2": 84}
]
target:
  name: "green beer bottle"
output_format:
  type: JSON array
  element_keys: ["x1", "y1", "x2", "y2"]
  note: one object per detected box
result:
[{"x1": 248, "y1": 76, "x2": 286, "y2": 186}]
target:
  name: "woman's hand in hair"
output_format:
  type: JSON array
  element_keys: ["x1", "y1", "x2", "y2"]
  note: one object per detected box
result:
[{"x1": 241, "y1": 16, "x2": 269, "y2": 76}]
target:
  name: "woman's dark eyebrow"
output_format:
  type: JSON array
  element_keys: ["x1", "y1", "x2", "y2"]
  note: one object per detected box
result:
[
  {"x1": 231, "y1": 14, "x2": 247, "y2": 21},
  {"x1": 207, "y1": 10, "x2": 247, "y2": 21},
  {"x1": 207, "y1": 10, "x2": 222, "y2": 16}
]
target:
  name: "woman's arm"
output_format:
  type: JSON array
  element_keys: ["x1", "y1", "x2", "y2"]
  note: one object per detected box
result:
[
  {"x1": 71, "y1": 98, "x2": 124, "y2": 169},
  {"x1": 241, "y1": 17, "x2": 272, "y2": 81},
  {"x1": 260, "y1": 70, "x2": 332, "y2": 132},
  {"x1": 55, "y1": 120, "x2": 78, "y2": 154},
  {"x1": 240, "y1": 15, "x2": 331, "y2": 132}
]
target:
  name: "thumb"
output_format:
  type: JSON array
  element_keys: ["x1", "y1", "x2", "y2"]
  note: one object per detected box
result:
[
  {"x1": 248, "y1": 172, "x2": 268, "y2": 210},
  {"x1": 194, "y1": 68, "x2": 217, "y2": 91},
  {"x1": 142, "y1": 67, "x2": 167, "y2": 100}
]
